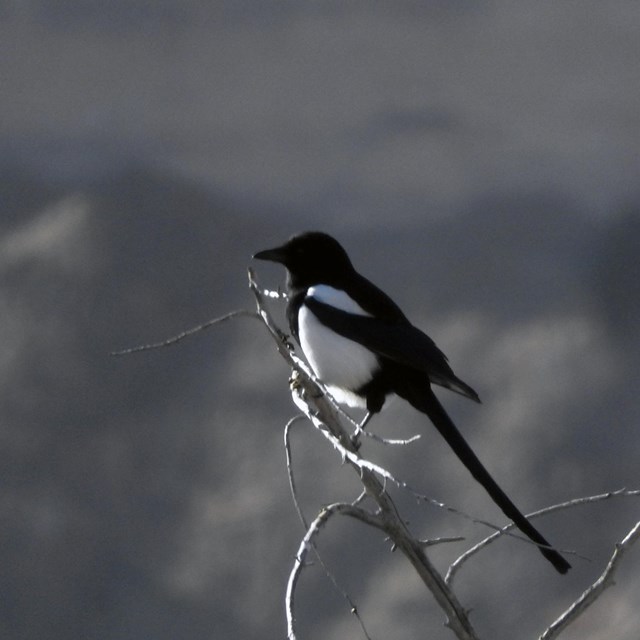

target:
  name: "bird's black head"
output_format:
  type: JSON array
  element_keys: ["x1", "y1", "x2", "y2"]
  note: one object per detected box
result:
[{"x1": 253, "y1": 231, "x2": 354, "y2": 288}]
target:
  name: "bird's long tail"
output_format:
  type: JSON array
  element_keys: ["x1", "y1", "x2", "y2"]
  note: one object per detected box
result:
[{"x1": 402, "y1": 385, "x2": 570, "y2": 574}]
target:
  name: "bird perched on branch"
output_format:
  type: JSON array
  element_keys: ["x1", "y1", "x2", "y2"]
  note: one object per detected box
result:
[{"x1": 254, "y1": 231, "x2": 570, "y2": 574}]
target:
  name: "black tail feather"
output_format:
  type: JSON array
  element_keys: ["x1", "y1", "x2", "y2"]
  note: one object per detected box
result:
[{"x1": 402, "y1": 384, "x2": 570, "y2": 574}]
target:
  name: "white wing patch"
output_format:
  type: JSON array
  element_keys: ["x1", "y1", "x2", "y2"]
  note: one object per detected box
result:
[
  {"x1": 298, "y1": 286, "x2": 378, "y2": 409},
  {"x1": 307, "y1": 285, "x2": 371, "y2": 316}
]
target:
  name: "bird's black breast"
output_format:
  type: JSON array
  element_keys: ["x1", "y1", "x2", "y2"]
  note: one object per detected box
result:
[{"x1": 286, "y1": 289, "x2": 307, "y2": 342}]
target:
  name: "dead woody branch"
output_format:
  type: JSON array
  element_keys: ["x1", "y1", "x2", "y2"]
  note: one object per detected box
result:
[
  {"x1": 248, "y1": 267, "x2": 479, "y2": 640},
  {"x1": 111, "y1": 268, "x2": 640, "y2": 640}
]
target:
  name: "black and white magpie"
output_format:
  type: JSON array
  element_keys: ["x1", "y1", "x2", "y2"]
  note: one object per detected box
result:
[{"x1": 254, "y1": 231, "x2": 570, "y2": 574}]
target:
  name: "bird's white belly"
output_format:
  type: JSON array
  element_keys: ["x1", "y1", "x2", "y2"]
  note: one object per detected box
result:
[{"x1": 298, "y1": 304, "x2": 378, "y2": 409}]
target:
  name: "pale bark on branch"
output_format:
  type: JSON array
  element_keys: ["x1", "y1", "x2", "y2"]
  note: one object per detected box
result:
[
  {"x1": 539, "y1": 520, "x2": 640, "y2": 640},
  {"x1": 248, "y1": 267, "x2": 479, "y2": 640}
]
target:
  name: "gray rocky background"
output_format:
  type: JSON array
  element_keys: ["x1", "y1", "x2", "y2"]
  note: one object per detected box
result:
[{"x1": 1, "y1": 2, "x2": 639, "y2": 639}]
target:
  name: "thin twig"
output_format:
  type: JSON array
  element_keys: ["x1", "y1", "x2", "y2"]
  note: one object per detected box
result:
[
  {"x1": 538, "y1": 520, "x2": 640, "y2": 640},
  {"x1": 284, "y1": 415, "x2": 309, "y2": 528},
  {"x1": 354, "y1": 425, "x2": 422, "y2": 446},
  {"x1": 446, "y1": 488, "x2": 640, "y2": 586},
  {"x1": 284, "y1": 415, "x2": 374, "y2": 639},
  {"x1": 286, "y1": 503, "x2": 384, "y2": 640},
  {"x1": 325, "y1": 396, "x2": 422, "y2": 446},
  {"x1": 309, "y1": 547, "x2": 375, "y2": 640},
  {"x1": 110, "y1": 309, "x2": 259, "y2": 355},
  {"x1": 420, "y1": 536, "x2": 466, "y2": 548}
]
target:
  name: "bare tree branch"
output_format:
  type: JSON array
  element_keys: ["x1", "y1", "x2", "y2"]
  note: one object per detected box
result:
[
  {"x1": 446, "y1": 489, "x2": 640, "y2": 586},
  {"x1": 110, "y1": 309, "x2": 259, "y2": 355},
  {"x1": 250, "y1": 268, "x2": 480, "y2": 640},
  {"x1": 110, "y1": 267, "x2": 640, "y2": 640},
  {"x1": 284, "y1": 415, "x2": 310, "y2": 528},
  {"x1": 321, "y1": 391, "x2": 422, "y2": 446},
  {"x1": 420, "y1": 536, "x2": 466, "y2": 548},
  {"x1": 538, "y1": 519, "x2": 640, "y2": 640},
  {"x1": 286, "y1": 502, "x2": 383, "y2": 640},
  {"x1": 284, "y1": 417, "x2": 375, "y2": 639}
]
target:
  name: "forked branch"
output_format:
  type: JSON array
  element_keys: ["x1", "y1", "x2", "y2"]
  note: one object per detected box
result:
[
  {"x1": 110, "y1": 268, "x2": 640, "y2": 640},
  {"x1": 539, "y1": 520, "x2": 640, "y2": 640},
  {"x1": 248, "y1": 268, "x2": 479, "y2": 640}
]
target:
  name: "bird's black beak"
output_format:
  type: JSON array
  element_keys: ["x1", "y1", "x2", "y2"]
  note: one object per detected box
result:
[{"x1": 253, "y1": 246, "x2": 286, "y2": 264}]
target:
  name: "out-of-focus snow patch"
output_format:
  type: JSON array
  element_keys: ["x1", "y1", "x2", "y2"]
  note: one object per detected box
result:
[
  {"x1": 473, "y1": 313, "x2": 616, "y2": 488},
  {"x1": 0, "y1": 194, "x2": 92, "y2": 271}
]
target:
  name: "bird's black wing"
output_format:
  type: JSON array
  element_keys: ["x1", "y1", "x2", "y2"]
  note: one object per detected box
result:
[
  {"x1": 305, "y1": 301, "x2": 569, "y2": 573},
  {"x1": 305, "y1": 298, "x2": 480, "y2": 402}
]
